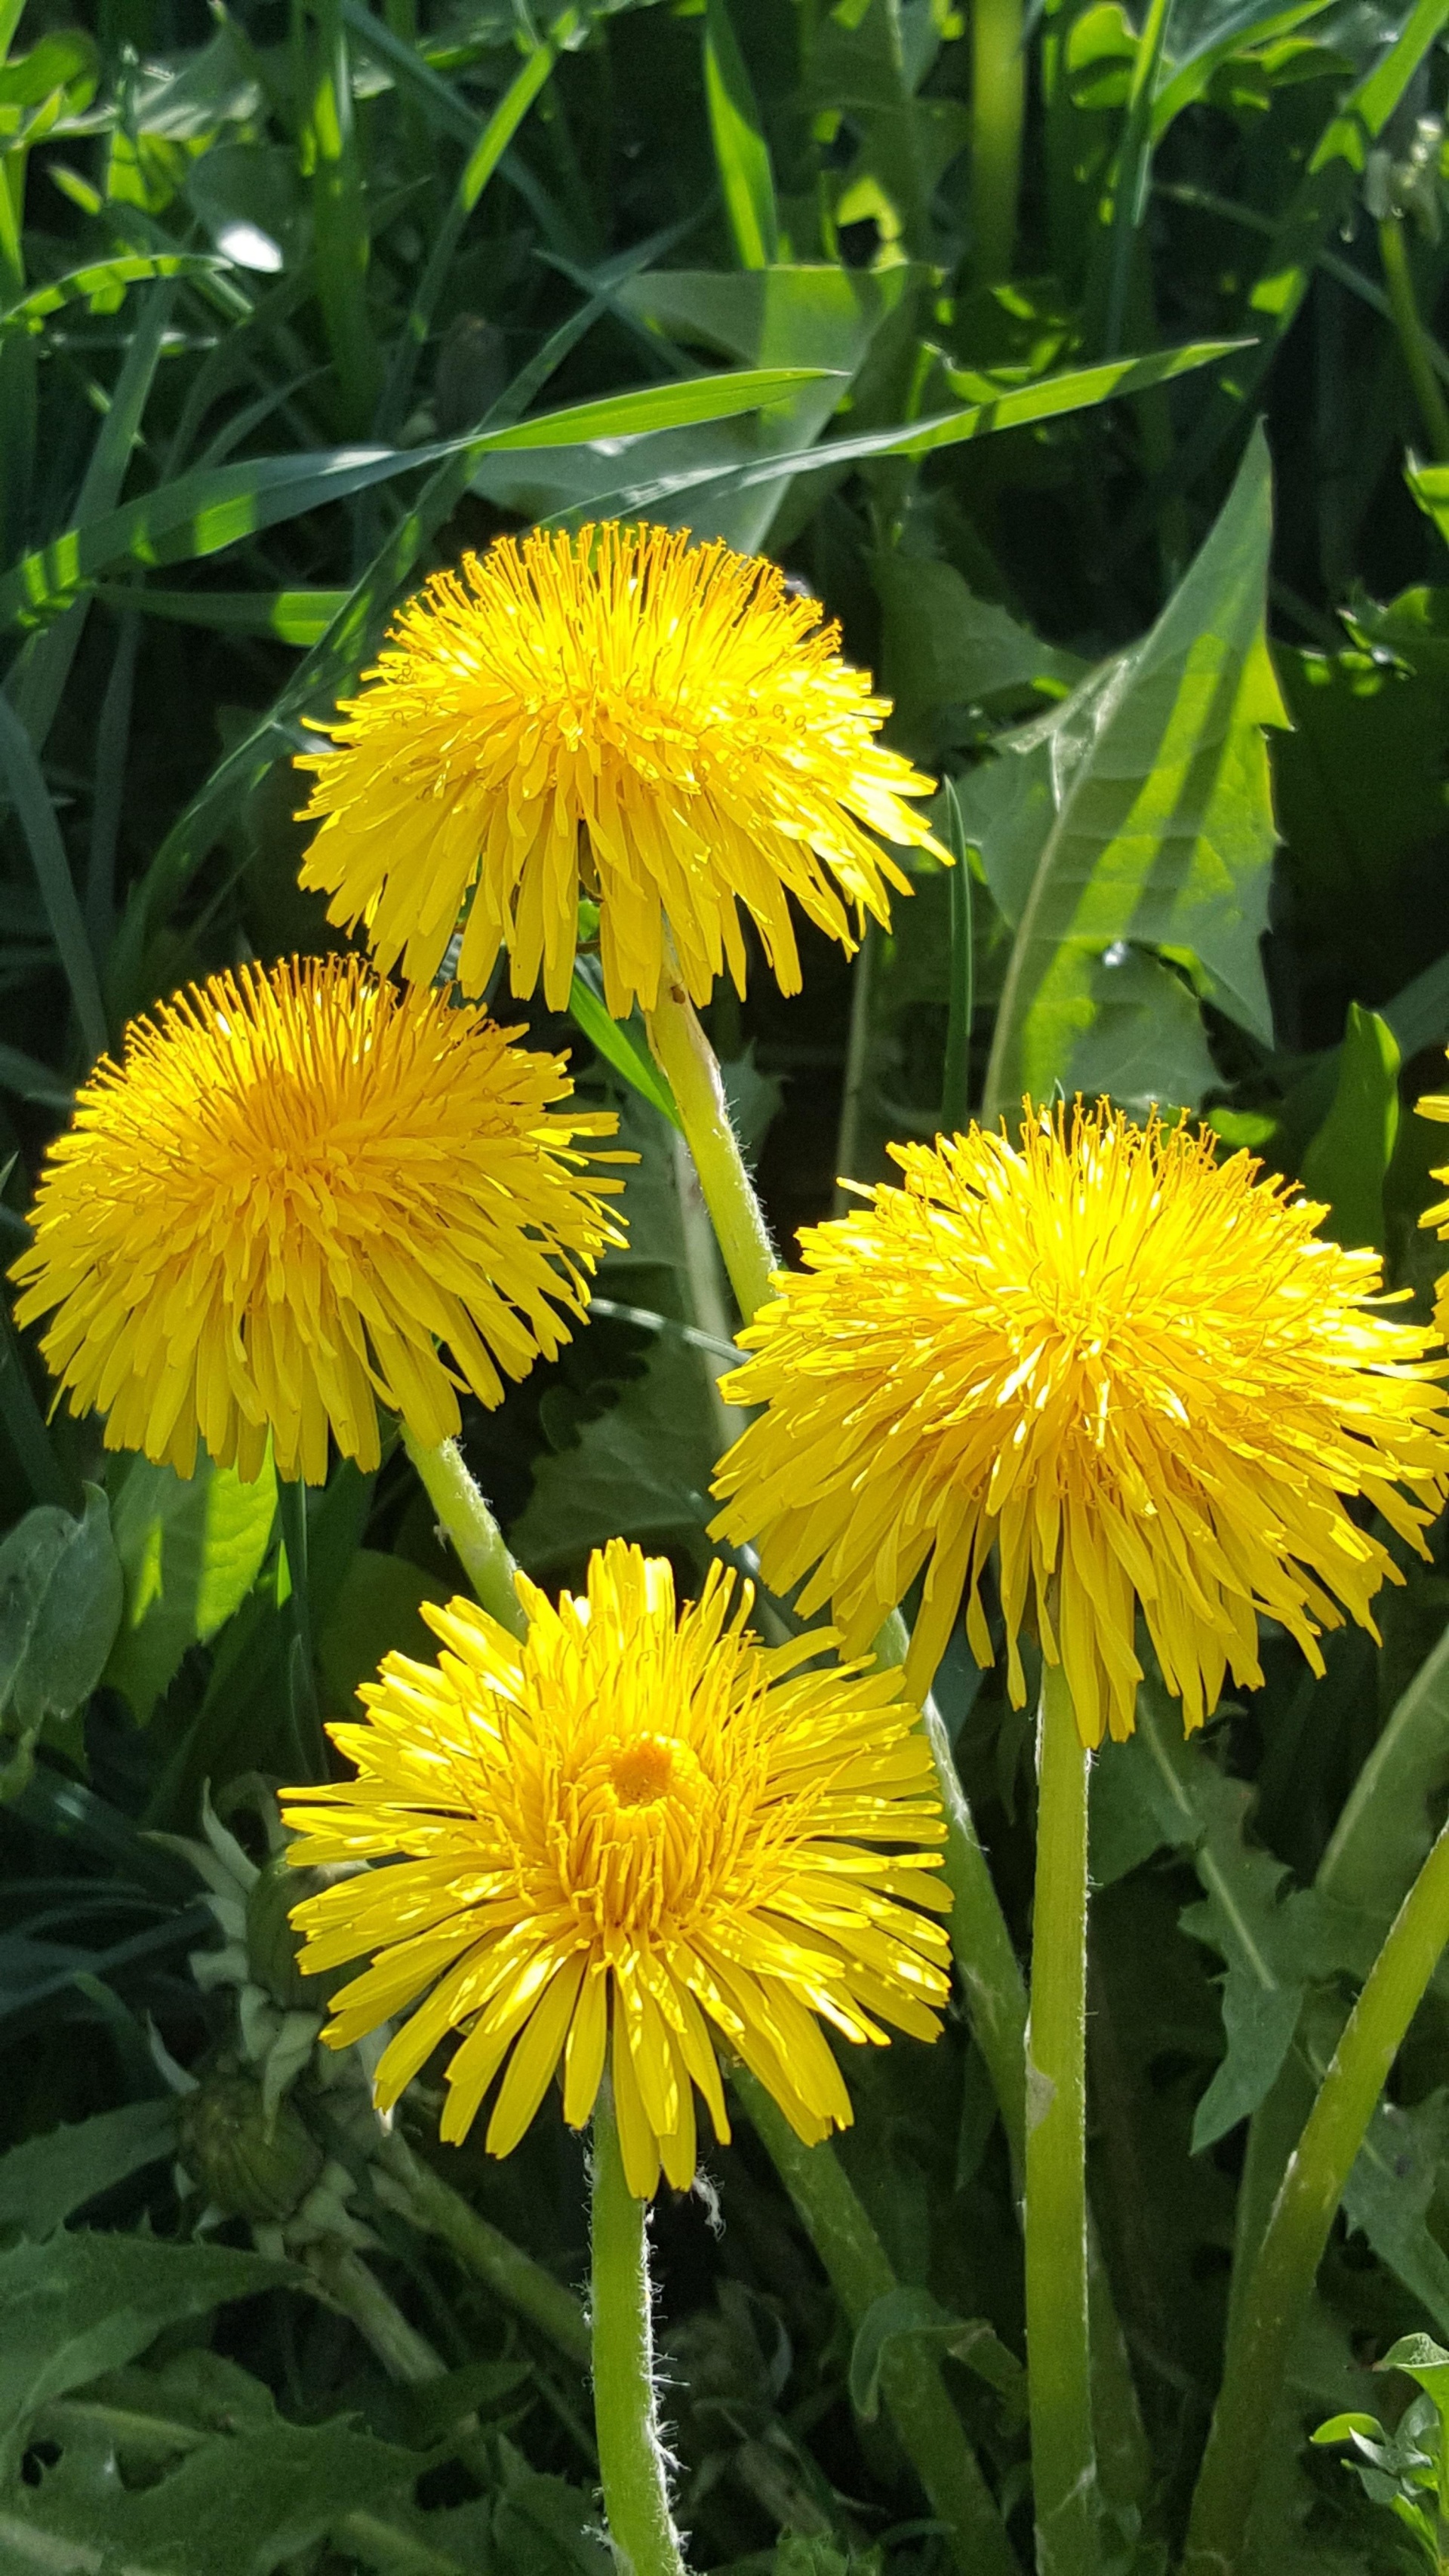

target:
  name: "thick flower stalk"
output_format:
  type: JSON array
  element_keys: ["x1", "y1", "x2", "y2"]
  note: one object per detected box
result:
[
  {"x1": 294, "y1": 521, "x2": 946, "y2": 1021},
  {"x1": 712, "y1": 1101, "x2": 1449, "y2": 1747},
  {"x1": 10, "y1": 955, "x2": 625, "y2": 1485},
  {"x1": 280, "y1": 1540, "x2": 950, "y2": 2201}
]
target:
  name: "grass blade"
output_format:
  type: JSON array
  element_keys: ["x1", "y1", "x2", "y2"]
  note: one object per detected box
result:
[
  {"x1": 0, "y1": 693, "x2": 106, "y2": 1060},
  {"x1": 703, "y1": 0, "x2": 777, "y2": 269}
]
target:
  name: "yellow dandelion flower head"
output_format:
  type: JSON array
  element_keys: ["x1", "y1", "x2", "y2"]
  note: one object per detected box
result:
[
  {"x1": 280, "y1": 1541, "x2": 950, "y2": 2199},
  {"x1": 294, "y1": 522, "x2": 946, "y2": 1022},
  {"x1": 711, "y1": 1101, "x2": 1449, "y2": 1750},
  {"x1": 9, "y1": 955, "x2": 626, "y2": 1486}
]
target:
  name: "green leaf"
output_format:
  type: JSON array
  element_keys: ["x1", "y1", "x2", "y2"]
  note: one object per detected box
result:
[
  {"x1": 94, "y1": 584, "x2": 351, "y2": 643},
  {"x1": 703, "y1": 0, "x2": 778, "y2": 268},
  {"x1": 848, "y1": 2287, "x2": 1026, "y2": 2424},
  {"x1": 872, "y1": 551, "x2": 1090, "y2": 748},
  {"x1": 0, "y1": 2099, "x2": 177, "y2": 2240},
  {"x1": 317, "y1": 1550, "x2": 449, "y2": 1714},
  {"x1": 1300, "y1": 1004, "x2": 1400, "y2": 1252},
  {"x1": 0, "y1": 1485, "x2": 123, "y2": 1762},
  {"x1": 1316, "y1": 1621, "x2": 1449, "y2": 1946},
  {"x1": 568, "y1": 960, "x2": 681, "y2": 1131},
  {"x1": 103, "y1": 1450, "x2": 278, "y2": 1723},
  {"x1": 0, "y1": 254, "x2": 225, "y2": 334},
  {"x1": 0, "y1": 2231, "x2": 294, "y2": 2479},
  {"x1": 979, "y1": 423, "x2": 1284, "y2": 1119},
  {"x1": 566, "y1": 339, "x2": 1244, "y2": 527},
  {"x1": 1343, "y1": 2093, "x2": 1449, "y2": 2347},
  {"x1": 1125, "y1": 1683, "x2": 1343, "y2": 2150}
]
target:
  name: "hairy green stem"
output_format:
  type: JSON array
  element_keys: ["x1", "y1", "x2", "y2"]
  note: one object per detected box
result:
[
  {"x1": 375, "y1": 2128, "x2": 590, "y2": 2368},
  {"x1": 644, "y1": 972, "x2": 777, "y2": 1323},
  {"x1": 736, "y1": 2068, "x2": 1021, "y2": 2576},
  {"x1": 1026, "y1": 1660, "x2": 1098, "y2": 2574},
  {"x1": 590, "y1": 2078, "x2": 688, "y2": 2576},
  {"x1": 403, "y1": 1428, "x2": 528, "y2": 1639},
  {"x1": 971, "y1": 0, "x2": 1026, "y2": 280},
  {"x1": 1186, "y1": 1812, "x2": 1449, "y2": 2574}
]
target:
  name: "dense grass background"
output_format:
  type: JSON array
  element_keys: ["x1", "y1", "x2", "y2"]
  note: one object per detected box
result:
[{"x1": 7, "y1": 1, "x2": 1449, "y2": 2568}]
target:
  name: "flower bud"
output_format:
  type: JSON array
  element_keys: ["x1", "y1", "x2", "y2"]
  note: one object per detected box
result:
[{"x1": 178, "y1": 2072, "x2": 323, "y2": 2224}]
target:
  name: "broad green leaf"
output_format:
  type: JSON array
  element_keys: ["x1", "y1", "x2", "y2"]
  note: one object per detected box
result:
[
  {"x1": 1317, "y1": 1620, "x2": 1449, "y2": 1943},
  {"x1": 0, "y1": 1486, "x2": 122, "y2": 1777},
  {"x1": 1344, "y1": 583, "x2": 1449, "y2": 685},
  {"x1": 0, "y1": 368, "x2": 829, "y2": 636},
  {"x1": 3, "y1": 2404, "x2": 423, "y2": 2576},
  {"x1": 0, "y1": 2231, "x2": 293, "y2": 2478},
  {"x1": 1300, "y1": 1004, "x2": 1400, "y2": 1252},
  {"x1": 848, "y1": 2287, "x2": 1025, "y2": 2424},
  {"x1": 703, "y1": 0, "x2": 778, "y2": 268},
  {"x1": 94, "y1": 583, "x2": 351, "y2": 642},
  {"x1": 1124, "y1": 1684, "x2": 1349, "y2": 2149},
  {"x1": 1343, "y1": 2094, "x2": 1449, "y2": 2346},
  {"x1": 872, "y1": 551, "x2": 1089, "y2": 747},
  {"x1": 0, "y1": 253, "x2": 225, "y2": 334},
  {"x1": 317, "y1": 1550, "x2": 449, "y2": 1714},
  {"x1": 0, "y1": 2099, "x2": 177, "y2": 2239},
  {"x1": 104, "y1": 1450, "x2": 278, "y2": 1723},
  {"x1": 980, "y1": 424, "x2": 1284, "y2": 1119}
]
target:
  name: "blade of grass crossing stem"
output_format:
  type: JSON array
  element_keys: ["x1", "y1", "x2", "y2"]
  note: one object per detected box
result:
[
  {"x1": 0, "y1": 693, "x2": 107, "y2": 1061},
  {"x1": 375, "y1": 20, "x2": 570, "y2": 442},
  {"x1": 306, "y1": 0, "x2": 383, "y2": 432},
  {"x1": 703, "y1": 0, "x2": 778, "y2": 269},
  {"x1": 569, "y1": 965, "x2": 681, "y2": 1132},
  {"x1": 941, "y1": 780, "x2": 974, "y2": 1132}
]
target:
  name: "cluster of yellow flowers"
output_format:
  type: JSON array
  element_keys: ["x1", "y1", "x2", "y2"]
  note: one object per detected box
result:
[{"x1": 14, "y1": 519, "x2": 1449, "y2": 2197}]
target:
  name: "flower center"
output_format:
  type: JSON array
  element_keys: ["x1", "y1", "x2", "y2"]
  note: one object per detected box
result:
[{"x1": 609, "y1": 1735, "x2": 676, "y2": 1809}]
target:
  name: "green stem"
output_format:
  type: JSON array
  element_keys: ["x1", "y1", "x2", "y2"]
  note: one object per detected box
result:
[
  {"x1": 644, "y1": 972, "x2": 777, "y2": 1323},
  {"x1": 971, "y1": 0, "x2": 1026, "y2": 281},
  {"x1": 590, "y1": 2078, "x2": 688, "y2": 2576},
  {"x1": 941, "y1": 783, "x2": 975, "y2": 1133},
  {"x1": 1379, "y1": 216, "x2": 1449, "y2": 462},
  {"x1": 402, "y1": 1428, "x2": 528, "y2": 1640},
  {"x1": 1026, "y1": 1659, "x2": 1098, "y2": 2574},
  {"x1": 308, "y1": 2240, "x2": 446, "y2": 2382},
  {"x1": 1184, "y1": 1813, "x2": 1449, "y2": 2576},
  {"x1": 736, "y1": 2068, "x2": 1021, "y2": 2576},
  {"x1": 375, "y1": 2128, "x2": 590, "y2": 2368},
  {"x1": 878, "y1": 1610, "x2": 1029, "y2": 2165}
]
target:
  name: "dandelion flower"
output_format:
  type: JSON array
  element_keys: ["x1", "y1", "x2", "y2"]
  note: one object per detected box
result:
[
  {"x1": 10, "y1": 956, "x2": 625, "y2": 1485},
  {"x1": 711, "y1": 1103, "x2": 1449, "y2": 1750},
  {"x1": 295, "y1": 522, "x2": 946, "y2": 1021},
  {"x1": 280, "y1": 1541, "x2": 949, "y2": 2199}
]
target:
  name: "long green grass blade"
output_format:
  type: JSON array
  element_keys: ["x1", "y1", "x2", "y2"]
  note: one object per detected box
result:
[
  {"x1": 0, "y1": 254, "x2": 223, "y2": 334},
  {"x1": 569, "y1": 963, "x2": 681, "y2": 1131},
  {"x1": 92, "y1": 585, "x2": 351, "y2": 642},
  {"x1": 0, "y1": 367, "x2": 827, "y2": 636},
  {"x1": 0, "y1": 694, "x2": 106, "y2": 1060},
  {"x1": 703, "y1": 0, "x2": 777, "y2": 269}
]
